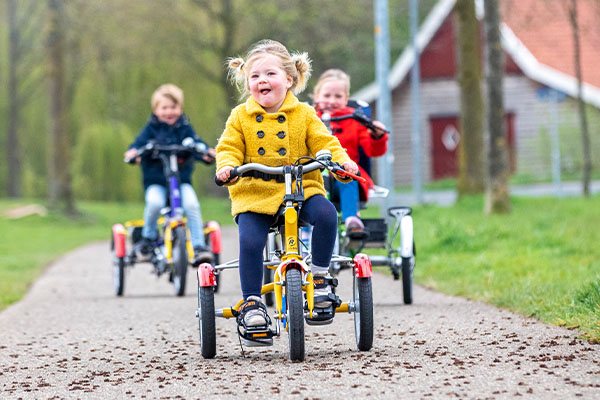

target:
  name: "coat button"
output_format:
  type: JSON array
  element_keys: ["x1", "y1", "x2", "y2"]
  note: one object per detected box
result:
[
  {"x1": 257, "y1": 130, "x2": 265, "y2": 138},
  {"x1": 256, "y1": 115, "x2": 263, "y2": 122},
  {"x1": 277, "y1": 115, "x2": 286, "y2": 123},
  {"x1": 258, "y1": 147, "x2": 265, "y2": 155},
  {"x1": 278, "y1": 148, "x2": 287, "y2": 156},
  {"x1": 277, "y1": 131, "x2": 286, "y2": 139}
]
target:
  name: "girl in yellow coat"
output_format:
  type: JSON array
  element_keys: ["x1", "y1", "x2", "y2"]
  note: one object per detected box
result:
[{"x1": 216, "y1": 40, "x2": 358, "y2": 332}]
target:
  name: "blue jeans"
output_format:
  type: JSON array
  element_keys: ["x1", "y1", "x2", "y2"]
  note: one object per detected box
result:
[
  {"x1": 332, "y1": 179, "x2": 359, "y2": 221},
  {"x1": 237, "y1": 195, "x2": 337, "y2": 299},
  {"x1": 142, "y1": 183, "x2": 206, "y2": 248}
]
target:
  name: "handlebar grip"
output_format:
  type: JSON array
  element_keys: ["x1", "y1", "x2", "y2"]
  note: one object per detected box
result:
[
  {"x1": 334, "y1": 168, "x2": 367, "y2": 184},
  {"x1": 215, "y1": 167, "x2": 239, "y2": 186}
]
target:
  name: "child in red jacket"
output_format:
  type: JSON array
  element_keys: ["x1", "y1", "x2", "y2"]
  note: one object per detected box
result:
[{"x1": 313, "y1": 69, "x2": 388, "y2": 232}]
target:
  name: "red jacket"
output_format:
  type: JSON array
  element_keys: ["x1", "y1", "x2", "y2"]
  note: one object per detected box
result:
[{"x1": 317, "y1": 106, "x2": 388, "y2": 202}]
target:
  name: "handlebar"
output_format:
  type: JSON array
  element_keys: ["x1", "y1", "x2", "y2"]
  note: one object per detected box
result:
[
  {"x1": 215, "y1": 152, "x2": 366, "y2": 186},
  {"x1": 321, "y1": 110, "x2": 389, "y2": 135},
  {"x1": 124, "y1": 139, "x2": 214, "y2": 164}
]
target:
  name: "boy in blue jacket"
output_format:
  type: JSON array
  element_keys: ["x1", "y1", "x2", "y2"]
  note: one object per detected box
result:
[{"x1": 125, "y1": 83, "x2": 215, "y2": 265}]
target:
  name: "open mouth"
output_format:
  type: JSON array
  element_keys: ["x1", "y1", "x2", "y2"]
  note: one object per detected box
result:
[{"x1": 260, "y1": 88, "x2": 271, "y2": 95}]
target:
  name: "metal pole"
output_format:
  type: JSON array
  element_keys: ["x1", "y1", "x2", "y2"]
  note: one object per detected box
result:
[
  {"x1": 375, "y1": 0, "x2": 394, "y2": 212},
  {"x1": 409, "y1": 0, "x2": 424, "y2": 203}
]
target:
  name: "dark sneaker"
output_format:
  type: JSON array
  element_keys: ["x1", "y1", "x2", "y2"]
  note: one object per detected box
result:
[
  {"x1": 237, "y1": 296, "x2": 273, "y2": 346},
  {"x1": 345, "y1": 216, "x2": 368, "y2": 240},
  {"x1": 193, "y1": 246, "x2": 214, "y2": 266},
  {"x1": 313, "y1": 272, "x2": 337, "y2": 308},
  {"x1": 135, "y1": 237, "x2": 154, "y2": 260},
  {"x1": 306, "y1": 273, "x2": 340, "y2": 325}
]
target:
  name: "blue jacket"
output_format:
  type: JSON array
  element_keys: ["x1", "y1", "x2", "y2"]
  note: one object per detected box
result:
[{"x1": 129, "y1": 114, "x2": 209, "y2": 189}]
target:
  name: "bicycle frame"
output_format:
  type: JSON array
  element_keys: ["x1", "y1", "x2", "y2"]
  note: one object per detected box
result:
[{"x1": 198, "y1": 156, "x2": 372, "y2": 321}]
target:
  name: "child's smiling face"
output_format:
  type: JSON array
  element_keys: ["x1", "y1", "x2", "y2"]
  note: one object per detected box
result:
[
  {"x1": 314, "y1": 79, "x2": 349, "y2": 112},
  {"x1": 154, "y1": 96, "x2": 182, "y2": 125},
  {"x1": 248, "y1": 54, "x2": 293, "y2": 113}
]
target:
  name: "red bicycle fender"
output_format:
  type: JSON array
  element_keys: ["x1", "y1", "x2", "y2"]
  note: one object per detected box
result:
[
  {"x1": 207, "y1": 221, "x2": 222, "y2": 254},
  {"x1": 112, "y1": 224, "x2": 127, "y2": 258},
  {"x1": 197, "y1": 263, "x2": 216, "y2": 287},
  {"x1": 279, "y1": 258, "x2": 308, "y2": 275},
  {"x1": 353, "y1": 253, "x2": 372, "y2": 278}
]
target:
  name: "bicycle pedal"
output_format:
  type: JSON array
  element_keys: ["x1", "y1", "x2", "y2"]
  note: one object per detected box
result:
[
  {"x1": 239, "y1": 327, "x2": 275, "y2": 347},
  {"x1": 305, "y1": 306, "x2": 335, "y2": 325}
]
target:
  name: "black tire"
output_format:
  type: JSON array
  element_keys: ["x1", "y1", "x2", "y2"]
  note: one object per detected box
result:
[
  {"x1": 197, "y1": 286, "x2": 216, "y2": 359},
  {"x1": 212, "y1": 252, "x2": 221, "y2": 293},
  {"x1": 285, "y1": 268, "x2": 305, "y2": 362},
  {"x1": 172, "y1": 227, "x2": 188, "y2": 296},
  {"x1": 263, "y1": 267, "x2": 274, "y2": 307},
  {"x1": 111, "y1": 235, "x2": 126, "y2": 296},
  {"x1": 353, "y1": 277, "x2": 374, "y2": 351},
  {"x1": 401, "y1": 256, "x2": 413, "y2": 305},
  {"x1": 113, "y1": 257, "x2": 125, "y2": 296}
]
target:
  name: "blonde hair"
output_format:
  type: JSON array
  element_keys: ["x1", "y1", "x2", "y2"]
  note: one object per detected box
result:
[
  {"x1": 151, "y1": 83, "x2": 184, "y2": 111},
  {"x1": 313, "y1": 69, "x2": 351, "y2": 99},
  {"x1": 227, "y1": 39, "x2": 312, "y2": 100}
]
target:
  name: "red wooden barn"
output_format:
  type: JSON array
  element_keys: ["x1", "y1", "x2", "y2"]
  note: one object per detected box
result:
[{"x1": 355, "y1": 0, "x2": 600, "y2": 185}]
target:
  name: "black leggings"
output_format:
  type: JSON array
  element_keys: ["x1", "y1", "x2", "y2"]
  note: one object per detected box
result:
[{"x1": 237, "y1": 195, "x2": 337, "y2": 299}]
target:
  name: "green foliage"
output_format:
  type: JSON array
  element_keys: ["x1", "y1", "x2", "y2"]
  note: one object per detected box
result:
[
  {"x1": 72, "y1": 122, "x2": 141, "y2": 201},
  {"x1": 412, "y1": 194, "x2": 600, "y2": 341}
]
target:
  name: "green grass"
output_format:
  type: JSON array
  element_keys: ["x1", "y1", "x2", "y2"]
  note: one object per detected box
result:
[
  {"x1": 407, "y1": 195, "x2": 600, "y2": 342},
  {"x1": 1, "y1": 194, "x2": 599, "y2": 342},
  {"x1": 0, "y1": 197, "x2": 232, "y2": 310}
]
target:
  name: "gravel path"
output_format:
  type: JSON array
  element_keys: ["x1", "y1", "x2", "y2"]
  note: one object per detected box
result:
[{"x1": 1, "y1": 227, "x2": 598, "y2": 399}]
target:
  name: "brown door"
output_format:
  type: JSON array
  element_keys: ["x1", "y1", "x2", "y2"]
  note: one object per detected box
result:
[
  {"x1": 430, "y1": 116, "x2": 460, "y2": 180},
  {"x1": 429, "y1": 114, "x2": 516, "y2": 180}
]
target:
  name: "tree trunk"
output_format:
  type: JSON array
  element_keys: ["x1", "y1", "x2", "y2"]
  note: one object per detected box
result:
[
  {"x1": 7, "y1": 0, "x2": 22, "y2": 198},
  {"x1": 483, "y1": 0, "x2": 510, "y2": 214},
  {"x1": 47, "y1": 0, "x2": 76, "y2": 215},
  {"x1": 455, "y1": 0, "x2": 485, "y2": 196},
  {"x1": 568, "y1": 0, "x2": 591, "y2": 197}
]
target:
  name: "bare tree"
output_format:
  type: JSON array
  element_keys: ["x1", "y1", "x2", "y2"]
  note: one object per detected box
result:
[
  {"x1": 484, "y1": 0, "x2": 510, "y2": 214},
  {"x1": 6, "y1": 0, "x2": 44, "y2": 197},
  {"x1": 6, "y1": 0, "x2": 21, "y2": 198},
  {"x1": 47, "y1": 0, "x2": 76, "y2": 214},
  {"x1": 567, "y1": 0, "x2": 592, "y2": 196},
  {"x1": 455, "y1": 0, "x2": 485, "y2": 196}
]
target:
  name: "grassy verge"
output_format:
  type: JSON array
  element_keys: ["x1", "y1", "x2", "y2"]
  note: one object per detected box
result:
[
  {"x1": 0, "y1": 197, "x2": 232, "y2": 311},
  {"x1": 1, "y1": 195, "x2": 598, "y2": 342},
  {"x1": 403, "y1": 195, "x2": 600, "y2": 342}
]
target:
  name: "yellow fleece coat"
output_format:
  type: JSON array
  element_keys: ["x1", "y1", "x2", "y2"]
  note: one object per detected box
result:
[{"x1": 216, "y1": 91, "x2": 351, "y2": 217}]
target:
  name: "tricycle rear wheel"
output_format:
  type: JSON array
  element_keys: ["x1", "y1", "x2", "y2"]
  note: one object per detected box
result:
[
  {"x1": 353, "y1": 276, "x2": 374, "y2": 351},
  {"x1": 197, "y1": 286, "x2": 216, "y2": 358}
]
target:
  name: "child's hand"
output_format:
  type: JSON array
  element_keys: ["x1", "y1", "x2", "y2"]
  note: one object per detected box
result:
[
  {"x1": 124, "y1": 148, "x2": 139, "y2": 163},
  {"x1": 216, "y1": 166, "x2": 238, "y2": 184},
  {"x1": 342, "y1": 160, "x2": 359, "y2": 175},
  {"x1": 201, "y1": 148, "x2": 217, "y2": 164},
  {"x1": 369, "y1": 120, "x2": 387, "y2": 139}
]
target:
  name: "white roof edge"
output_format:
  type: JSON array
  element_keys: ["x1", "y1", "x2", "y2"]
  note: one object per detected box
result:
[
  {"x1": 500, "y1": 23, "x2": 600, "y2": 108},
  {"x1": 354, "y1": 0, "x2": 600, "y2": 109},
  {"x1": 353, "y1": 0, "x2": 457, "y2": 102}
]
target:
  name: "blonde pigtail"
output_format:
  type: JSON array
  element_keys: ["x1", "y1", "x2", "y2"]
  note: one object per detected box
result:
[
  {"x1": 226, "y1": 57, "x2": 249, "y2": 98},
  {"x1": 291, "y1": 52, "x2": 312, "y2": 94}
]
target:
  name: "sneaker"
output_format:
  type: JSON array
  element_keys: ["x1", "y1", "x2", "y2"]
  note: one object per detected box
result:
[
  {"x1": 135, "y1": 237, "x2": 154, "y2": 260},
  {"x1": 238, "y1": 296, "x2": 270, "y2": 327},
  {"x1": 313, "y1": 273, "x2": 336, "y2": 308},
  {"x1": 193, "y1": 245, "x2": 214, "y2": 266},
  {"x1": 345, "y1": 216, "x2": 368, "y2": 240}
]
